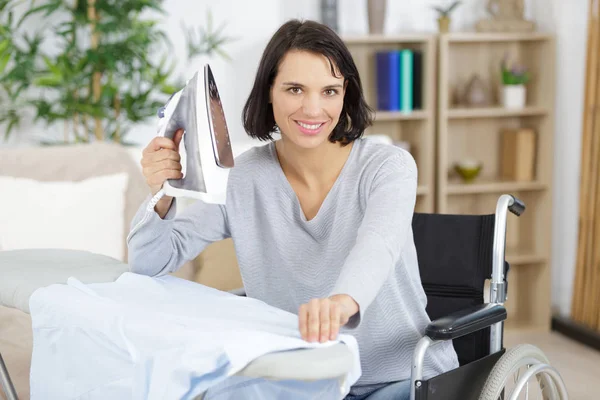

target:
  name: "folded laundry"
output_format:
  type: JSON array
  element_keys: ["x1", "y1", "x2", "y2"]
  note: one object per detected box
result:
[{"x1": 28, "y1": 272, "x2": 361, "y2": 400}]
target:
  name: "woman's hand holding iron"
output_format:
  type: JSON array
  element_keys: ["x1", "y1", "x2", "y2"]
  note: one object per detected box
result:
[
  {"x1": 298, "y1": 295, "x2": 359, "y2": 343},
  {"x1": 141, "y1": 129, "x2": 185, "y2": 217}
]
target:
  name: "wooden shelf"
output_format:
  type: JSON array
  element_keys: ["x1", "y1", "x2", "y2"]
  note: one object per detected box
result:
[
  {"x1": 417, "y1": 185, "x2": 429, "y2": 196},
  {"x1": 375, "y1": 110, "x2": 430, "y2": 121},
  {"x1": 438, "y1": 34, "x2": 555, "y2": 331},
  {"x1": 344, "y1": 35, "x2": 437, "y2": 213},
  {"x1": 506, "y1": 251, "x2": 547, "y2": 265},
  {"x1": 447, "y1": 107, "x2": 548, "y2": 119},
  {"x1": 442, "y1": 32, "x2": 554, "y2": 43},
  {"x1": 446, "y1": 180, "x2": 548, "y2": 194},
  {"x1": 342, "y1": 33, "x2": 433, "y2": 44}
]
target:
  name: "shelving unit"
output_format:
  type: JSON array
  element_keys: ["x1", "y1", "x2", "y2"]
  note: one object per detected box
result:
[
  {"x1": 342, "y1": 34, "x2": 437, "y2": 213},
  {"x1": 437, "y1": 32, "x2": 556, "y2": 331}
]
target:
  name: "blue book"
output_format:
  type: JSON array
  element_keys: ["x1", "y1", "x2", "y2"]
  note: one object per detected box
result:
[{"x1": 376, "y1": 51, "x2": 400, "y2": 111}]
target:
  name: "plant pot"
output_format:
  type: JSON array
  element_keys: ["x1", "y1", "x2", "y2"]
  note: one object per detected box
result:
[
  {"x1": 502, "y1": 85, "x2": 526, "y2": 109},
  {"x1": 367, "y1": 0, "x2": 386, "y2": 34},
  {"x1": 438, "y1": 16, "x2": 451, "y2": 33}
]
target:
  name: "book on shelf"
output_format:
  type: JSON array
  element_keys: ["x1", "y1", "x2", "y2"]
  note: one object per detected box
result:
[
  {"x1": 500, "y1": 128, "x2": 537, "y2": 182},
  {"x1": 375, "y1": 49, "x2": 423, "y2": 113}
]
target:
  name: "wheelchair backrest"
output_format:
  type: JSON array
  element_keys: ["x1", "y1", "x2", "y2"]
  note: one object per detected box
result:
[{"x1": 412, "y1": 212, "x2": 508, "y2": 366}]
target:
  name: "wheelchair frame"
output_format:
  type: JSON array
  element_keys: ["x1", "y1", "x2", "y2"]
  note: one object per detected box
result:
[{"x1": 409, "y1": 194, "x2": 567, "y2": 400}]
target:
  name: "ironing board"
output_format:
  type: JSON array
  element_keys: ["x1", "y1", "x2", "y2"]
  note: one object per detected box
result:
[{"x1": 0, "y1": 249, "x2": 354, "y2": 400}]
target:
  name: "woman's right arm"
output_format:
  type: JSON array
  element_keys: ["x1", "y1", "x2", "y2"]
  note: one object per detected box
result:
[
  {"x1": 126, "y1": 131, "x2": 230, "y2": 276},
  {"x1": 127, "y1": 195, "x2": 229, "y2": 277}
]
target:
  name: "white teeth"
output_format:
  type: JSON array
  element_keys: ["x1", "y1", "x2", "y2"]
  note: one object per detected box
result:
[{"x1": 297, "y1": 121, "x2": 322, "y2": 130}]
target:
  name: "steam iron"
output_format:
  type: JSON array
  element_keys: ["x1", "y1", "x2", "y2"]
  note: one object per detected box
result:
[{"x1": 156, "y1": 64, "x2": 234, "y2": 205}]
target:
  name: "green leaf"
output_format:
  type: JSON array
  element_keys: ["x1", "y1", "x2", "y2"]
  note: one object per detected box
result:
[
  {"x1": 0, "y1": 39, "x2": 10, "y2": 55},
  {"x1": 0, "y1": 52, "x2": 10, "y2": 74},
  {"x1": 4, "y1": 116, "x2": 19, "y2": 140},
  {"x1": 35, "y1": 74, "x2": 63, "y2": 87}
]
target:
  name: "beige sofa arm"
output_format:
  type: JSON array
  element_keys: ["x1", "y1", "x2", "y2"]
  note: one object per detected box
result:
[{"x1": 192, "y1": 239, "x2": 243, "y2": 292}]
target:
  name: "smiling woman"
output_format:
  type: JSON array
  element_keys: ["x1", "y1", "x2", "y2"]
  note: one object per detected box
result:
[{"x1": 128, "y1": 19, "x2": 459, "y2": 400}]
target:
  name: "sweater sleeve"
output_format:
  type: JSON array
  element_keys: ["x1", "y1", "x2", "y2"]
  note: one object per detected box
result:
[
  {"x1": 126, "y1": 195, "x2": 230, "y2": 277},
  {"x1": 329, "y1": 150, "x2": 418, "y2": 328}
]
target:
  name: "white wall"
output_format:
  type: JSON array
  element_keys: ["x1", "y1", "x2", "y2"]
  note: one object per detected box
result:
[
  {"x1": 530, "y1": 0, "x2": 588, "y2": 317},
  {"x1": 2, "y1": 0, "x2": 587, "y2": 318}
]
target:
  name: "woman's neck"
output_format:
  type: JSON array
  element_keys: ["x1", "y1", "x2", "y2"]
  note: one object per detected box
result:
[{"x1": 275, "y1": 138, "x2": 353, "y2": 188}]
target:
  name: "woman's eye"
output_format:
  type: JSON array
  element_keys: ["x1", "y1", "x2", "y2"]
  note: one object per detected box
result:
[
  {"x1": 325, "y1": 89, "x2": 338, "y2": 96},
  {"x1": 289, "y1": 87, "x2": 302, "y2": 94}
]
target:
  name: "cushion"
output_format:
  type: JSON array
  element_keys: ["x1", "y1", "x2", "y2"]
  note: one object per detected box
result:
[
  {"x1": 0, "y1": 249, "x2": 128, "y2": 313},
  {"x1": 0, "y1": 173, "x2": 129, "y2": 261},
  {"x1": 0, "y1": 142, "x2": 150, "y2": 261}
]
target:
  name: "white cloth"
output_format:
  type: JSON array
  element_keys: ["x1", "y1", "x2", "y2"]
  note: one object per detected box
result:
[{"x1": 29, "y1": 272, "x2": 361, "y2": 399}]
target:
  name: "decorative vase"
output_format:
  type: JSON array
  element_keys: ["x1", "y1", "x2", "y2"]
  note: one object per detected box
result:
[
  {"x1": 437, "y1": 16, "x2": 451, "y2": 33},
  {"x1": 464, "y1": 74, "x2": 491, "y2": 107},
  {"x1": 502, "y1": 84, "x2": 526, "y2": 109},
  {"x1": 367, "y1": 0, "x2": 386, "y2": 34}
]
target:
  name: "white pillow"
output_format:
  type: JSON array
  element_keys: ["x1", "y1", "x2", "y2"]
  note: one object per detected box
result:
[{"x1": 0, "y1": 173, "x2": 129, "y2": 261}]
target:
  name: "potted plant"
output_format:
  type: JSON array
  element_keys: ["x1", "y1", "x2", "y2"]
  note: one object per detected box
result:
[
  {"x1": 500, "y1": 56, "x2": 530, "y2": 109},
  {"x1": 0, "y1": 0, "x2": 235, "y2": 145},
  {"x1": 432, "y1": 1, "x2": 461, "y2": 33}
]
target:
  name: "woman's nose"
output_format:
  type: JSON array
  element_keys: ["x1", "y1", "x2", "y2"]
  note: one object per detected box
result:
[{"x1": 302, "y1": 95, "x2": 321, "y2": 117}]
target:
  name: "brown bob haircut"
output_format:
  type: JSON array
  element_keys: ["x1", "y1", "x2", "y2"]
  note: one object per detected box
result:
[{"x1": 242, "y1": 19, "x2": 374, "y2": 145}]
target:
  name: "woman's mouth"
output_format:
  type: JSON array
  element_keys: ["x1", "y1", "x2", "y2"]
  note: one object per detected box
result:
[{"x1": 294, "y1": 120, "x2": 326, "y2": 136}]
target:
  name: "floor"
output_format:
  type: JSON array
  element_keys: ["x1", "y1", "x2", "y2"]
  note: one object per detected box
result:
[{"x1": 504, "y1": 329, "x2": 600, "y2": 400}]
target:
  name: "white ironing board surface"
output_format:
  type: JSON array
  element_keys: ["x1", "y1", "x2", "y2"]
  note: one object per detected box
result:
[{"x1": 0, "y1": 249, "x2": 127, "y2": 313}]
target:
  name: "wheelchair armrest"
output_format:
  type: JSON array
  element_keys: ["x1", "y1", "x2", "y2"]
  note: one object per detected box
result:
[{"x1": 425, "y1": 303, "x2": 506, "y2": 341}]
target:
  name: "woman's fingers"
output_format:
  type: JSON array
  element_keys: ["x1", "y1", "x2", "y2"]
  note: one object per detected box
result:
[
  {"x1": 142, "y1": 148, "x2": 181, "y2": 166},
  {"x1": 298, "y1": 304, "x2": 309, "y2": 341},
  {"x1": 144, "y1": 135, "x2": 178, "y2": 153},
  {"x1": 319, "y1": 299, "x2": 332, "y2": 343},
  {"x1": 308, "y1": 299, "x2": 321, "y2": 342},
  {"x1": 143, "y1": 159, "x2": 182, "y2": 175},
  {"x1": 329, "y1": 302, "x2": 341, "y2": 341},
  {"x1": 298, "y1": 298, "x2": 346, "y2": 343}
]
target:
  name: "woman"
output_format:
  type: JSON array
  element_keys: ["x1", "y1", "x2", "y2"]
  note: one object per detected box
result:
[{"x1": 128, "y1": 19, "x2": 459, "y2": 400}]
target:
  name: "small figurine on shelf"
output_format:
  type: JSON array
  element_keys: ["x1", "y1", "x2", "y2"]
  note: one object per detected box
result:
[
  {"x1": 500, "y1": 55, "x2": 530, "y2": 109},
  {"x1": 476, "y1": 0, "x2": 536, "y2": 32},
  {"x1": 463, "y1": 74, "x2": 492, "y2": 107},
  {"x1": 432, "y1": 1, "x2": 461, "y2": 33}
]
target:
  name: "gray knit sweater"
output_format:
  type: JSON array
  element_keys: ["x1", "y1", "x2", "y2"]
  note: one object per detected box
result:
[{"x1": 127, "y1": 137, "x2": 459, "y2": 388}]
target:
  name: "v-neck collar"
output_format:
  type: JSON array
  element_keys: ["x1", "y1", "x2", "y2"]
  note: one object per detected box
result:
[{"x1": 268, "y1": 139, "x2": 359, "y2": 224}]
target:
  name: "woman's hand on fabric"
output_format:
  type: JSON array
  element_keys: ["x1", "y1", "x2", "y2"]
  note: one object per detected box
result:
[{"x1": 298, "y1": 295, "x2": 359, "y2": 343}]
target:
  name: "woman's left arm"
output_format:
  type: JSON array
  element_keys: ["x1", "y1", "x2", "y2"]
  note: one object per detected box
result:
[{"x1": 298, "y1": 151, "x2": 418, "y2": 342}]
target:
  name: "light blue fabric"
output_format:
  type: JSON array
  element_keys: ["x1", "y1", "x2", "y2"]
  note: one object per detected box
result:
[{"x1": 28, "y1": 273, "x2": 361, "y2": 399}]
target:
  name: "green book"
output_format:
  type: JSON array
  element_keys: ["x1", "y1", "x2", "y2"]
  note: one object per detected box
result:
[{"x1": 399, "y1": 49, "x2": 413, "y2": 113}]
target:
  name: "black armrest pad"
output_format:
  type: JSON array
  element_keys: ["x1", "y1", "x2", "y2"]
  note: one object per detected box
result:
[{"x1": 425, "y1": 303, "x2": 507, "y2": 341}]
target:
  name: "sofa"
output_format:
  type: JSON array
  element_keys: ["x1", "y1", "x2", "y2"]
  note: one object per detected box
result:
[{"x1": 0, "y1": 142, "x2": 243, "y2": 399}]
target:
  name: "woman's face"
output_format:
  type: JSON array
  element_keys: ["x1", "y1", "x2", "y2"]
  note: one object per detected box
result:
[{"x1": 270, "y1": 50, "x2": 346, "y2": 150}]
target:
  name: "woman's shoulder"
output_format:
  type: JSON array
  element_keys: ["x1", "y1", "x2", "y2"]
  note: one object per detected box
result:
[
  {"x1": 232, "y1": 141, "x2": 273, "y2": 167},
  {"x1": 353, "y1": 138, "x2": 417, "y2": 179},
  {"x1": 227, "y1": 141, "x2": 276, "y2": 183}
]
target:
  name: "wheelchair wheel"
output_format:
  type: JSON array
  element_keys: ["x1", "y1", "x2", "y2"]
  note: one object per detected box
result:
[{"x1": 478, "y1": 344, "x2": 568, "y2": 400}]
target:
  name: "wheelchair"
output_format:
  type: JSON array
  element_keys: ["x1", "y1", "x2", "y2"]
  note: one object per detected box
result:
[{"x1": 0, "y1": 194, "x2": 568, "y2": 400}]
